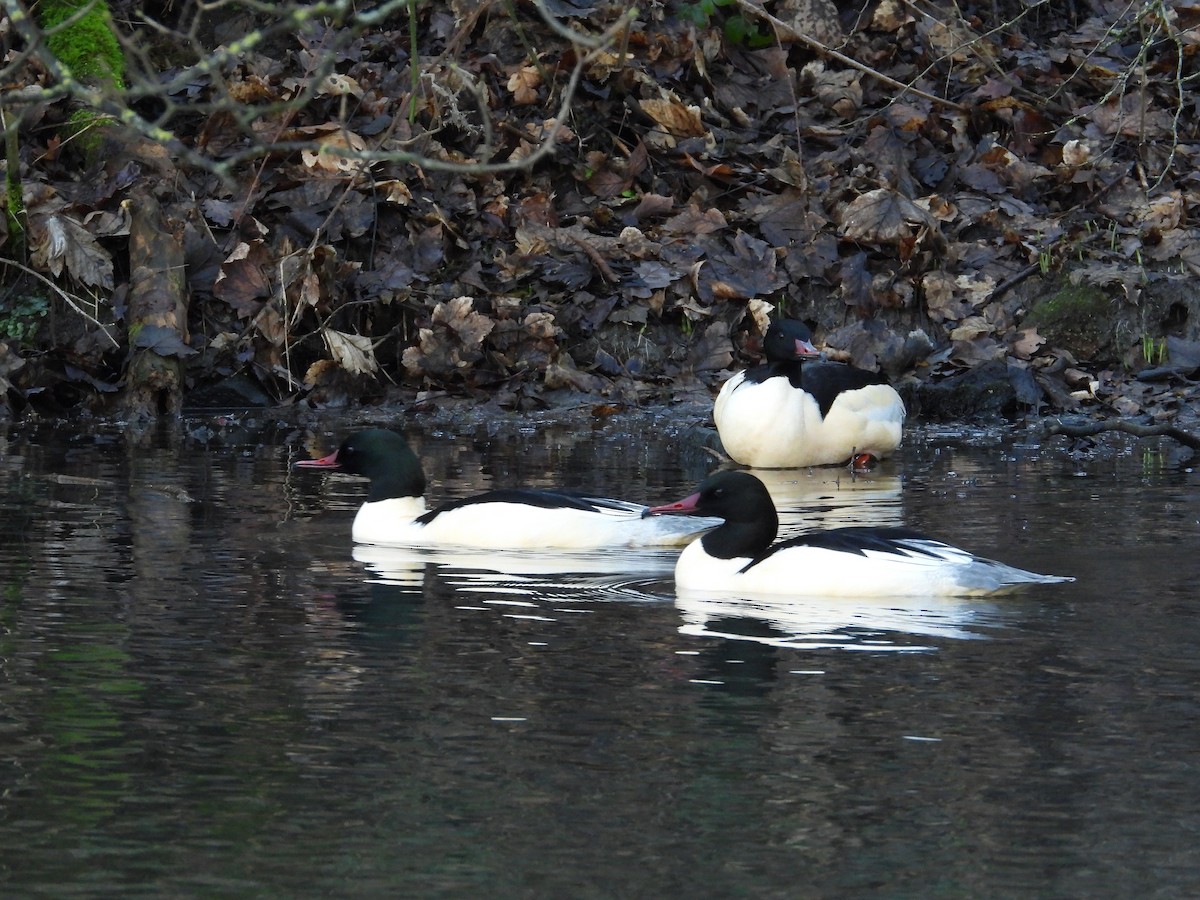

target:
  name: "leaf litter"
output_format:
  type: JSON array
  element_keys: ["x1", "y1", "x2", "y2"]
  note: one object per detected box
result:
[{"x1": 1, "y1": 0, "x2": 1199, "y2": 439}]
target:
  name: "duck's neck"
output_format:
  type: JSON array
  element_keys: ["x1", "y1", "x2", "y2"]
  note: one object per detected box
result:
[
  {"x1": 765, "y1": 358, "x2": 805, "y2": 389},
  {"x1": 366, "y1": 468, "x2": 426, "y2": 504},
  {"x1": 700, "y1": 516, "x2": 778, "y2": 560}
]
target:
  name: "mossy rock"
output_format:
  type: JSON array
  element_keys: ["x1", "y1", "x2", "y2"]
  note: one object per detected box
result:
[
  {"x1": 41, "y1": 0, "x2": 126, "y2": 90},
  {"x1": 1025, "y1": 283, "x2": 1114, "y2": 360},
  {"x1": 1023, "y1": 275, "x2": 1200, "y2": 370}
]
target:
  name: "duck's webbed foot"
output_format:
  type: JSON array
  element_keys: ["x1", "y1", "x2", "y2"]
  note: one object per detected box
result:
[{"x1": 849, "y1": 452, "x2": 879, "y2": 474}]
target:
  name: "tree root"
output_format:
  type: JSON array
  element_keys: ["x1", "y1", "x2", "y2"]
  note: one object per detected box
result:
[{"x1": 1042, "y1": 418, "x2": 1200, "y2": 449}]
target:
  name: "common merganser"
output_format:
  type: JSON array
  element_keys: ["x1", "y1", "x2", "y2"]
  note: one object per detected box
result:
[
  {"x1": 294, "y1": 428, "x2": 720, "y2": 550},
  {"x1": 713, "y1": 319, "x2": 905, "y2": 469},
  {"x1": 647, "y1": 471, "x2": 1074, "y2": 597}
]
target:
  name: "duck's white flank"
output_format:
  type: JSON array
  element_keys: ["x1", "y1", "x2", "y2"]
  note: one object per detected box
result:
[
  {"x1": 671, "y1": 535, "x2": 1067, "y2": 598},
  {"x1": 353, "y1": 495, "x2": 709, "y2": 550}
]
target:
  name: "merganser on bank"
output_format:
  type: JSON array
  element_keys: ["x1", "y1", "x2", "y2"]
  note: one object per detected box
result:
[
  {"x1": 647, "y1": 471, "x2": 1074, "y2": 597},
  {"x1": 295, "y1": 428, "x2": 721, "y2": 550},
  {"x1": 714, "y1": 319, "x2": 905, "y2": 469}
]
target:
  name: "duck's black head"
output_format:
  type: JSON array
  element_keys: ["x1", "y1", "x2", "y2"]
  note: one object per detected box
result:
[
  {"x1": 762, "y1": 320, "x2": 821, "y2": 364},
  {"x1": 295, "y1": 428, "x2": 426, "y2": 502},
  {"x1": 647, "y1": 471, "x2": 778, "y2": 559}
]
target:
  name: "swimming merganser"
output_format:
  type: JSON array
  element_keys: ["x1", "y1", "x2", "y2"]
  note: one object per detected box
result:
[
  {"x1": 713, "y1": 319, "x2": 905, "y2": 469},
  {"x1": 647, "y1": 471, "x2": 1073, "y2": 597},
  {"x1": 295, "y1": 428, "x2": 720, "y2": 550}
]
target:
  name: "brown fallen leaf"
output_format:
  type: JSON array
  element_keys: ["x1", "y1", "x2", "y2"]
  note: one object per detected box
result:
[
  {"x1": 436, "y1": 296, "x2": 494, "y2": 347},
  {"x1": 545, "y1": 352, "x2": 607, "y2": 392},
  {"x1": 688, "y1": 320, "x2": 733, "y2": 374},
  {"x1": 27, "y1": 213, "x2": 115, "y2": 290},
  {"x1": 1011, "y1": 327, "x2": 1046, "y2": 360},
  {"x1": 663, "y1": 205, "x2": 727, "y2": 235},
  {"x1": 507, "y1": 66, "x2": 542, "y2": 105},
  {"x1": 839, "y1": 188, "x2": 938, "y2": 245},
  {"x1": 639, "y1": 93, "x2": 705, "y2": 139},
  {"x1": 213, "y1": 240, "x2": 273, "y2": 317},
  {"x1": 323, "y1": 328, "x2": 379, "y2": 377},
  {"x1": 695, "y1": 231, "x2": 787, "y2": 303}
]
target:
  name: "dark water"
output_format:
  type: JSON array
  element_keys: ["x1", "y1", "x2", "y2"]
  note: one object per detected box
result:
[{"x1": 1, "y1": 415, "x2": 1199, "y2": 898}]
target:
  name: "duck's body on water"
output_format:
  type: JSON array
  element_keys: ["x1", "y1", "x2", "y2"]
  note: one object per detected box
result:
[{"x1": 296, "y1": 428, "x2": 720, "y2": 550}]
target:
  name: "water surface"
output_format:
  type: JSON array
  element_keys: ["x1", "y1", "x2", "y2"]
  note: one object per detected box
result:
[{"x1": 1, "y1": 416, "x2": 1198, "y2": 897}]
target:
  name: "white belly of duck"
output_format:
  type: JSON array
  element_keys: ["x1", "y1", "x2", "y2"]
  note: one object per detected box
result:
[
  {"x1": 353, "y1": 496, "x2": 712, "y2": 550},
  {"x1": 715, "y1": 375, "x2": 904, "y2": 468}
]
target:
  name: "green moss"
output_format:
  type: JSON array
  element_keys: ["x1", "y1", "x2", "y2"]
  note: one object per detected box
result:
[
  {"x1": 1025, "y1": 283, "x2": 1113, "y2": 358},
  {"x1": 63, "y1": 108, "x2": 111, "y2": 156},
  {"x1": 40, "y1": 0, "x2": 126, "y2": 90}
]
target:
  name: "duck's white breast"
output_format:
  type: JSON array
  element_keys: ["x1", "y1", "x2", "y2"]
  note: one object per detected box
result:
[
  {"x1": 714, "y1": 375, "x2": 827, "y2": 468},
  {"x1": 352, "y1": 497, "x2": 427, "y2": 545}
]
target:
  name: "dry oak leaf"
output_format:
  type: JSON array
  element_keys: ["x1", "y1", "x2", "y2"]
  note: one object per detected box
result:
[
  {"x1": 948, "y1": 315, "x2": 990, "y2": 342},
  {"x1": 1087, "y1": 95, "x2": 1174, "y2": 139},
  {"x1": 663, "y1": 205, "x2": 727, "y2": 236},
  {"x1": 507, "y1": 66, "x2": 542, "y2": 105},
  {"x1": 839, "y1": 188, "x2": 937, "y2": 245},
  {"x1": 951, "y1": 336, "x2": 1006, "y2": 368},
  {"x1": 28, "y1": 213, "x2": 115, "y2": 290},
  {"x1": 317, "y1": 73, "x2": 363, "y2": 98},
  {"x1": 401, "y1": 298, "x2": 496, "y2": 379},
  {"x1": 1060, "y1": 140, "x2": 1091, "y2": 168},
  {"x1": 810, "y1": 66, "x2": 862, "y2": 118},
  {"x1": 301, "y1": 129, "x2": 369, "y2": 174},
  {"x1": 923, "y1": 271, "x2": 974, "y2": 322},
  {"x1": 695, "y1": 232, "x2": 787, "y2": 303},
  {"x1": 323, "y1": 329, "x2": 379, "y2": 376},
  {"x1": 776, "y1": 0, "x2": 843, "y2": 45},
  {"x1": 227, "y1": 74, "x2": 275, "y2": 104},
  {"x1": 953, "y1": 273, "x2": 995, "y2": 308},
  {"x1": 689, "y1": 320, "x2": 733, "y2": 374},
  {"x1": 639, "y1": 93, "x2": 705, "y2": 139},
  {"x1": 1012, "y1": 327, "x2": 1046, "y2": 360},
  {"x1": 872, "y1": 0, "x2": 914, "y2": 30},
  {"x1": 584, "y1": 51, "x2": 635, "y2": 81},
  {"x1": 435, "y1": 296, "x2": 495, "y2": 347},
  {"x1": 213, "y1": 241, "x2": 273, "y2": 317},
  {"x1": 544, "y1": 351, "x2": 607, "y2": 392},
  {"x1": 373, "y1": 179, "x2": 414, "y2": 205},
  {"x1": 0, "y1": 343, "x2": 24, "y2": 394},
  {"x1": 747, "y1": 298, "x2": 774, "y2": 335},
  {"x1": 1137, "y1": 191, "x2": 1185, "y2": 232}
]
